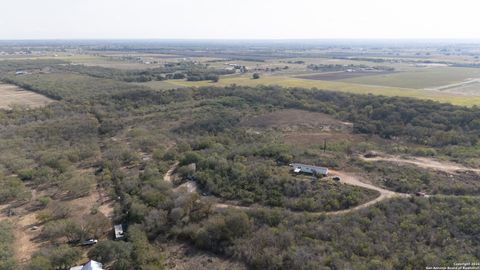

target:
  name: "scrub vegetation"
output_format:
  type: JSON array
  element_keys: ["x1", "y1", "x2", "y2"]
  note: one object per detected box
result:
[{"x1": 1, "y1": 42, "x2": 480, "y2": 269}]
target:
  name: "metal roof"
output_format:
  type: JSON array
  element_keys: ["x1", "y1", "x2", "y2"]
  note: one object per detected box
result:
[
  {"x1": 81, "y1": 260, "x2": 103, "y2": 270},
  {"x1": 290, "y1": 163, "x2": 329, "y2": 174}
]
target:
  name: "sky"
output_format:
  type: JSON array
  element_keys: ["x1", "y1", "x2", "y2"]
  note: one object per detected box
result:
[{"x1": 1, "y1": 0, "x2": 480, "y2": 40}]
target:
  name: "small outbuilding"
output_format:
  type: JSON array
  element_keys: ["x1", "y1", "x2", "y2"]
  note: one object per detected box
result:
[
  {"x1": 114, "y1": 224, "x2": 125, "y2": 240},
  {"x1": 290, "y1": 163, "x2": 329, "y2": 176}
]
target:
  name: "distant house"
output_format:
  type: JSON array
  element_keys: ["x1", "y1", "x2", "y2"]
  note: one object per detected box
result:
[
  {"x1": 114, "y1": 224, "x2": 125, "y2": 240},
  {"x1": 70, "y1": 260, "x2": 103, "y2": 270},
  {"x1": 290, "y1": 163, "x2": 329, "y2": 176}
]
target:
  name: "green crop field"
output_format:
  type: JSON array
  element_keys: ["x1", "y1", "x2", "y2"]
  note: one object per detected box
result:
[
  {"x1": 340, "y1": 67, "x2": 480, "y2": 89},
  {"x1": 154, "y1": 75, "x2": 480, "y2": 106}
]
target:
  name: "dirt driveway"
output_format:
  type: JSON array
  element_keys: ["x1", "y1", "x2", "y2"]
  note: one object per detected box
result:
[
  {"x1": 164, "y1": 164, "x2": 407, "y2": 215},
  {"x1": 324, "y1": 170, "x2": 408, "y2": 215}
]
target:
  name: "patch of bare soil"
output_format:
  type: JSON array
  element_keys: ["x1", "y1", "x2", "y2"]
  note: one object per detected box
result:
[
  {"x1": 283, "y1": 132, "x2": 354, "y2": 147},
  {"x1": 360, "y1": 154, "x2": 480, "y2": 174},
  {"x1": 67, "y1": 190, "x2": 99, "y2": 215},
  {"x1": 0, "y1": 83, "x2": 53, "y2": 109},
  {"x1": 161, "y1": 242, "x2": 247, "y2": 270},
  {"x1": 240, "y1": 109, "x2": 352, "y2": 132},
  {"x1": 0, "y1": 189, "x2": 48, "y2": 265},
  {"x1": 0, "y1": 185, "x2": 115, "y2": 266},
  {"x1": 164, "y1": 162, "x2": 179, "y2": 183},
  {"x1": 14, "y1": 211, "x2": 43, "y2": 264},
  {"x1": 174, "y1": 181, "x2": 199, "y2": 193}
]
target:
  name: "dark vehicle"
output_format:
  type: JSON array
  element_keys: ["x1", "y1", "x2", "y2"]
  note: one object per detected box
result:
[{"x1": 332, "y1": 176, "x2": 341, "y2": 181}]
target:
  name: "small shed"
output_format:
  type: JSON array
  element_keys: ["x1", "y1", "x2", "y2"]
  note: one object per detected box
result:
[
  {"x1": 290, "y1": 163, "x2": 329, "y2": 176},
  {"x1": 114, "y1": 224, "x2": 125, "y2": 240}
]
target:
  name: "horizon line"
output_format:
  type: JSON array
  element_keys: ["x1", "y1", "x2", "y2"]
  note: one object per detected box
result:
[{"x1": 2, "y1": 37, "x2": 480, "y2": 43}]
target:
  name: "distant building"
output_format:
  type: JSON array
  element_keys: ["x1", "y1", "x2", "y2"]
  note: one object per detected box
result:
[
  {"x1": 70, "y1": 260, "x2": 103, "y2": 270},
  {"x1": 114, "y1": 224, "x2": 125, "y2": 240},
  {"x1": 290, "y1": 163, "x2": 329, "y2": 176}
]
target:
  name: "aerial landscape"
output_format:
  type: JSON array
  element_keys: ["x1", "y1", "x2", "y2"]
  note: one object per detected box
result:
[{"x1": 1, "y1": 1, "x2": 480, "y2": 270}]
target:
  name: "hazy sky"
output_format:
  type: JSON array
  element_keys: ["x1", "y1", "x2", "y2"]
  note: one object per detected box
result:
[{"x1": 1, "y1": 0, "x2": 480, "y2": 39}]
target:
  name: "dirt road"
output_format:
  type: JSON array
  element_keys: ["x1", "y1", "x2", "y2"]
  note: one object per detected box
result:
[
  {"x1": 360, "y1": 154, "x2": 480, "y2": 174},
  {"x1": 324, "y1": 170, "x2": 408, "y2": 215},
  {"x1": 165, "y1": 162, "x2": 200, "y2": 193},
  {"x1": 163, "y1": 162, "x2": 179, "y2": 183},
  {"x1": 164, "y1": 164, "x2": 407, "y2": 215}
]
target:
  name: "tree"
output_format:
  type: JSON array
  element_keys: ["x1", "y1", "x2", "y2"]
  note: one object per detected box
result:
[
  {"x1": 60, "y1": 172, "x2": 94, "y2": 198},
  {"x1": 48, "y1": 245, "x2": 80, "y2": 269},
  {"x1": 82, "y1": 213, "x2": 111, "y2": 239},
  {"x1": 128, "y1": 225, "x2": 163, "y2": 269},
  {"x1": 26, "y1": 256, "x2": 52, "y2": 270},
  {"x1": 144, "y1": 209, "x2": 169, "y2": 237}
]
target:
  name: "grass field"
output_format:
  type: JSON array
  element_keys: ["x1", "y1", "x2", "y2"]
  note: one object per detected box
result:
[
  {"x1": 296, "y1": 71, "x2": 396, "y2": 81},
  {"x1": 61, "y1": 55, "x2": 163, "y2": 70},
  {"x1": 0, "y1": 83, "x2": 53, "y2": 109},
  {"x1": 142, "y1": 75, "x2": 480, "y2": 106},
  {"x1": 340, "y1": 67, "x2": 480, "y2": 89},
  {"x1": 441, "y1": 80, "x2": 480, "y2": 95}
]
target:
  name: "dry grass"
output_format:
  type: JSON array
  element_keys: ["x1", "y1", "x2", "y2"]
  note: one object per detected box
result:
[
  {"x1": 0, "y1": 83, "x2": 53, "y2": 109},
  {"x1": 240, "y1": 109, "x2": 351, "y2": 132}
]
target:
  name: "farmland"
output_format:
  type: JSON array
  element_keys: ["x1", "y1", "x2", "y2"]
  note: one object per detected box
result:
[
  {"x1": 295, "y1": 70, "x2": 396, "y2": 81},
  {"x1": 341, "y1": 66, "x2": 480, "y2": 89},
  {"x1": 3, "y1": 41, "x2": 480, "y2": 106}
]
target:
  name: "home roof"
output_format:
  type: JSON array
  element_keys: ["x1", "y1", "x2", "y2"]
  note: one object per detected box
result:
[{"x1": 81, "y1": 260, "x2": 103, "y2": 270}]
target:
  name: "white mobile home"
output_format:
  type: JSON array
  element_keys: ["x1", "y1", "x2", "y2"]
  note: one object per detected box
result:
[{"x1": 290, "y1": 163, "x2": 329, "y2": 176}]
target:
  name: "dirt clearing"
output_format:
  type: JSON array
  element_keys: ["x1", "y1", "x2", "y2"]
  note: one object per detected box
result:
[
  {"x1": 241, "y1": 109, "x2": 352, "y2": 132},
  {"x1": 0, "y1": 83, "x2": 53, "y2": 109},
  {"x1": 361, "y1": 154, "x2": 480, "y2": 174},
  {"x1": 0, "y1": 186, "x2": 114, "y2": 266}
]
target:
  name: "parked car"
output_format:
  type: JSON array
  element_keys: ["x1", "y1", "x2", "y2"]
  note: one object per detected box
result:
[
  {"x1": 80, "y1": 239, "x2": 98, "y2": 246},
  {"x1": 332, "y1": 176, "x2": 341, "y2": 181}
]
